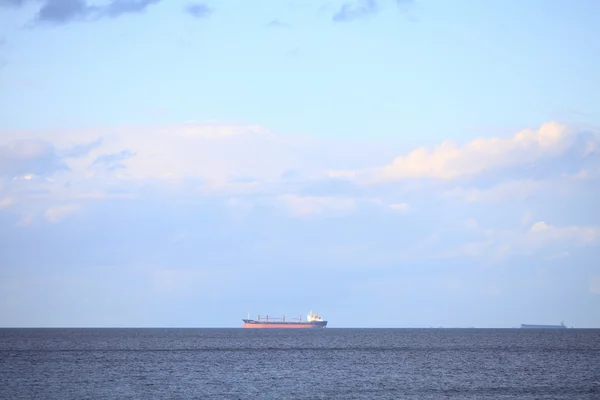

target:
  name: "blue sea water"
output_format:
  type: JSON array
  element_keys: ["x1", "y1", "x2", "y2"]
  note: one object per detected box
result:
[{"x1": 1, "y1": 328, "x2": 599, "y2": 399}]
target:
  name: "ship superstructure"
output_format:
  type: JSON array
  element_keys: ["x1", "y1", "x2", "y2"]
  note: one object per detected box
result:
[{"x1": 242, "y1": 311, "x2": 327, "y2": 328}]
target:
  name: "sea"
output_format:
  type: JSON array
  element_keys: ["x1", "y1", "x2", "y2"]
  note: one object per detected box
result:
[{"x1": 1, "y1": 328, "x2": 599, "y2": 399}]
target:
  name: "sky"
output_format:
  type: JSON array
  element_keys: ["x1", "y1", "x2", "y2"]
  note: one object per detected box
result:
[{"x1": 0, "y1": 0, "x2": 599, "y2": 328}]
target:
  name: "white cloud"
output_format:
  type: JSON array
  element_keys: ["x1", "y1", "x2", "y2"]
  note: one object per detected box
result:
[
  {"x1": 3, "y1": 121, "x2": 597, "y2": 211},
  {"x1": 70, "y1": 122, "x2": 342, "y2": 189},
  {"x1": 330, "y1": 122, "x2": 598, "y2": 183}
]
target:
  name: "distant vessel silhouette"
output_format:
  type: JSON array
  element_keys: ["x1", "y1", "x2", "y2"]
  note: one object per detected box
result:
[
  {"x1": 242, "y1": 311, "x2": 327, "y2": 328},
  {"x1": 520, "y1": 321, "x2": 567, "y2": 329}
]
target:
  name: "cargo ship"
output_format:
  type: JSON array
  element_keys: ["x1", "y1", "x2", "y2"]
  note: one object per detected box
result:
[
  {"x1": 521, "y1": 321, "x2": 567, "y2": 329},
  {"x1": 242, "y1": 311, "x2": 327, "y2": 328}
]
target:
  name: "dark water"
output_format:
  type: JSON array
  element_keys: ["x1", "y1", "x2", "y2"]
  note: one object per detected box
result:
[{"x1": 1, "y1": 328, "x2": 600, "y2": 399}]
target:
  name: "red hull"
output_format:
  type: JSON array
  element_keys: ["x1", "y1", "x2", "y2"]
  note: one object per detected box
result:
[{"x1": 242, "y1": 323, "x2": 325, "y2": 329}]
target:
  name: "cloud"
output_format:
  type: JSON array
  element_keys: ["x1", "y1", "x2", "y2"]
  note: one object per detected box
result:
[
  {"x1": 0, "y1": 139, "x2": 67, "y2": 178},
  {"x1": 60, "y1": 138, "x2": 103, "y2": 158},
  {"x1": 331, "y1": 122, "x2": 599, "y2": 183},
  {"x1": 1, "y1": 120, "x2": 596, "y2": 226},
  {"x1": 103, "y1": 0, "x2": 159, "y2": 18},
  {"x1": 0, "y1": 122, "x2": 339, "y2": 224},
  {"x1": 333, "y1": 0, "x2": 378, "y2": 22},
  {"x1": 91, "y1": 149, "x2": 135, "y2": 171},
  {"x1": 2, "y1": 120, "x2": 598, "y2": 255},
  {"x1": 0, "y1": 138, "x2": 106, "y2": 180},
  {"x1": 37, "y1": 0, "x2": 91, "y2": 23},
  {"x1": 0, "y1": 0, "x2": 161, "y2": 24},
  {"x1": 185, "y1": 2, "x2": 211, "y2": 19},
  {"x1": 34, "y1": 122, "x2": 326, "y2": 189},
  {"x1": 3, "y1": 121, "x2": 597, "y2": 208}
]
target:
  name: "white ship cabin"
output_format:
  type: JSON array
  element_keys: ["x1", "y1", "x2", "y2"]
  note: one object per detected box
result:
[{"x1": 307, "y1": 311, "x2": 323, "y2": 322}]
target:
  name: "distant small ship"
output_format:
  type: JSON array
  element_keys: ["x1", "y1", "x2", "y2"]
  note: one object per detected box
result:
[
  {"x1": 521, "y1": 321, "x2": 567, "y2": 329},
  {"x1": 242, "y1": 311, "x2": 327, "y2": 329}
]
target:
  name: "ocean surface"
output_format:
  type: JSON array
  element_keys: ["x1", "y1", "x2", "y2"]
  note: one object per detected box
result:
[{"x1": 1, "y1": 328, "x2": 599, "y2": 399}]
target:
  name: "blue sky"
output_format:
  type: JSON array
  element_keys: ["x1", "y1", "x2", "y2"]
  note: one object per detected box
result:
[{"x1": 0, "y1": 0, "x2": 599, "y2": 327}]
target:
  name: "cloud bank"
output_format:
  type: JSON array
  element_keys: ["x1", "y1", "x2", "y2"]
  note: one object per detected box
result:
[
  {"x1": 330, "y1": 122, "x2": 598, "y2": 182},
  {"x1": 2, "y1": 120, "x2": 597, "y2": 241}
]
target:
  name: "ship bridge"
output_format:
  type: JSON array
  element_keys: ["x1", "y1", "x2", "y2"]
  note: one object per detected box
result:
[{"x1": 307, "y1": 311, "x2": 323, "y2": 322}]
